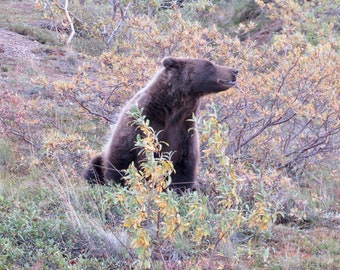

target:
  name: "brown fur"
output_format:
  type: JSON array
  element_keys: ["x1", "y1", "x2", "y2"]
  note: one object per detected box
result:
[{"x1": 83, "y1": 57, "x2": 237, "y2": 192}]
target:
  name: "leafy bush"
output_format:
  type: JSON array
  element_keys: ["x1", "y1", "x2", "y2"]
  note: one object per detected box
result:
[
  {"x1": 54, "y1": 1, "x2": 339, "y2": 177},
  {"x1": 36, "y1": 0, "x2": 216, "y2": 48},
  {"x1": 100, "y1": 105, "x2": 306, "y2": 268},
  {"x1": 4, "y1": 1, "x2": 338, "y2": 177}
]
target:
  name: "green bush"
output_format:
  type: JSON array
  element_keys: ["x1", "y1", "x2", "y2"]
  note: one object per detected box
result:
[{"x1": 9, "y1": 23, "x2": 60, "y2": 45}]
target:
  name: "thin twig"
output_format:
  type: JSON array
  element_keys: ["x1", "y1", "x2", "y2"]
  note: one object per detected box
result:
[{"x1": 64, "y1": 0, "x2": 75, "y2": 45}]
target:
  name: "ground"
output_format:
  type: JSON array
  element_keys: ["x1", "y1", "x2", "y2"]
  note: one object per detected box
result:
[
  {"x1": 0, "y1": 28, "x2": 38, "y2": 59},
  {"x1": 0, "y1": 27, "x2": 40, "y2": 91},
  {"x1": 0, "y1": 27, "x2": 80, "y2": 93},
  {"x1": 0, "y1": 0, "x2": 81, "y2": 95}
]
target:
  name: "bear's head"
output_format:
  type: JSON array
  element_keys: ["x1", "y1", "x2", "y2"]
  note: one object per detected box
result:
[{"x1": 162, "y1": 57, "x2": 237, "y2": 96}]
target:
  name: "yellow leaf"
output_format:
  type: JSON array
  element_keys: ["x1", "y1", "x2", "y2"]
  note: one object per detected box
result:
[{"x1": 131, "y1": 230, "x2": 150, "y2": 248}]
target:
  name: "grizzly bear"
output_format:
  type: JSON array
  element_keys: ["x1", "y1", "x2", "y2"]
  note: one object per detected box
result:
[{"x1": 83, "y1": 57, "x2": 237, "y2": 191}]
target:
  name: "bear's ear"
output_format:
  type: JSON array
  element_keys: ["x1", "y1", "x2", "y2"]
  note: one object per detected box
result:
[{"x1": 162, "y1": 57, "x2": 181, "y2": 69}]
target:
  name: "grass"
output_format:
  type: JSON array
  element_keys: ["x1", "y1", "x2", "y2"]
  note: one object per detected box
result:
[
  {"x1": 1, "y1": 131, "x2": 339, "y2": 269},
  {"x1": 0, "y1": 165, "x2": 127, "y2": 269},
  {"x1": 0, "y1": 114, "x2": 339, "y2": 268},
  {"x1": 265, "y1": 226, "x2": 340, "y2": 270},
  {"x1": 0, "y1": 0, "x2": 105, "y2": 55},
  {"x1": 9, "y1": 23, "x2": 60, "y2": 45},
  {"x1": 0, "y1": 1, "x2": 40, "y2": 28}
]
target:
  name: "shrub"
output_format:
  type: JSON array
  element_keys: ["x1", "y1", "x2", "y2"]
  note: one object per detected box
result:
[
  {"x1": 103, "y1": 106, "x2": 291, "y2": 268},
  {"x1": 56, "y1": 2, "x2": 339, "y2": 177}
]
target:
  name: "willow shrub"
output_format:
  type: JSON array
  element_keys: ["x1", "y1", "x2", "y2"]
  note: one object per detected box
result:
[
  {"x1": 56, "y1": 0, "x2": 339, "y2": 176},
  {"x1": 104, "y1": 106, "x2": 283, "y2": 269}
]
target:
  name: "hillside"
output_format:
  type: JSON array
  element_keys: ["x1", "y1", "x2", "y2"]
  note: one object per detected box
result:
[{"x1": 0, "y1": 0, "x2": 339, "y2": 269}]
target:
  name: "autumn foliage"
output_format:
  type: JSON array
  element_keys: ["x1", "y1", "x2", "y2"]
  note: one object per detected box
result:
[
  {"x1": 53, "y1": 0, "x2": 340, "y2": 176},
  {"x1": 0, "y1": 0, "x2": 339, "y2": 268}
]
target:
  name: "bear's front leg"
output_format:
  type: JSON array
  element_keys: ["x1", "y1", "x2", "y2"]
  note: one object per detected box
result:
[
  {"x1": 170, "y1": 131, "x2": 199, "y2": 192},
  {"x1": 169, "y1": 157, "x2": 197, "y2": 192}
]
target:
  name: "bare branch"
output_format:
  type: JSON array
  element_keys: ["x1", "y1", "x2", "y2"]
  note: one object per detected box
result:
[
  {"x1": 64, "y1": 0, "x2": 75, "y2": 45},
  {"x1": 52, "y1": 0, "x2": 84, "y2": 25},
  {"x1": 102, "y1": 1, "x2": 132, "y2": 48},
  {"x1": 74, "y1": 99, "x2": 113, "y2": 123}
]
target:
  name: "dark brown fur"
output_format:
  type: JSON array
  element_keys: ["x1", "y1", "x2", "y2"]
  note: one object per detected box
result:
[{"x1": 83, "y1": 57, "x2": 237, "y2": 192}]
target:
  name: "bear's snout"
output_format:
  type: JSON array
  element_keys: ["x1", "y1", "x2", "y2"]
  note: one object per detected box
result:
[{"x1": 230, "y1": 69, "x2": 238, "y2": 84}]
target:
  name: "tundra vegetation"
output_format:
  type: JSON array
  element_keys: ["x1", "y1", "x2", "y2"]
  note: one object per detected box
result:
[{"x1": 0, "y1": 0, "x2": 339, "y2": 269}]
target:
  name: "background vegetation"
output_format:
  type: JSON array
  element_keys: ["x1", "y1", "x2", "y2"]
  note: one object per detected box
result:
[{"x1": 0, "y1": 0, "x2": 339, "y2": 269}]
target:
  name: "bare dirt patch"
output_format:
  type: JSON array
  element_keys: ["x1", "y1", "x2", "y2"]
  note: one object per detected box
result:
[
  {"x1": 0, "y1": 28, "x2": 40, "y2": 59},
  {"x1": 0, "y1": 27, "x2": 42, "y2": 92},
  {"x1": 0, "y1": 26, "x2": 80, "y2": 94}
]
